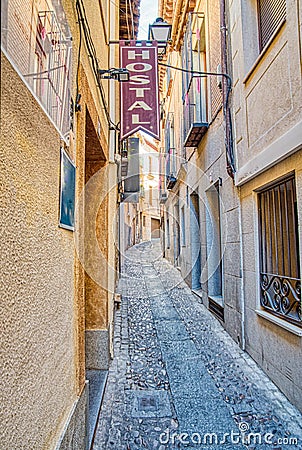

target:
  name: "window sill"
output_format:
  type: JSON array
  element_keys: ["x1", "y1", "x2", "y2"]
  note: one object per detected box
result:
[
  {"x1": 256, "y1": 310, "x2": 302, "y2": 337},
  {"x1": 243, "y1": 18, "x2": 286, "y2": 85},
  {"x1": 208, "y1": 295, "x2": 224, "y2": 308},
  {"x1": 192, "y1": 288, "x2": 202, "y2": 298}
]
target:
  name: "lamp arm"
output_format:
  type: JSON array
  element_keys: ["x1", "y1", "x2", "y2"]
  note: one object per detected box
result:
[
  {"x1": 158, "y1": 62, "x2": 232, "y2": 90},
  {"x1": 158, "y1": 61, "x2": 232, "y2": 121},
  {"x1": 158, "y1": 62, "x2": 235, "y2": 177}
]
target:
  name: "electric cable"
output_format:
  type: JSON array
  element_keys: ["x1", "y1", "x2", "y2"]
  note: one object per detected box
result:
[{"x1": 75, "y1": 0, "x2": 119, "y2": 130}]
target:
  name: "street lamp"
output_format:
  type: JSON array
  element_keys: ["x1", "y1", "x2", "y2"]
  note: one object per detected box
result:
[
  {"x1": 99, "y1": 68, "x2": 130, "y2": 82},
  {"x1": 148, "y1": 17, "x2": 172, "y2": 58}
]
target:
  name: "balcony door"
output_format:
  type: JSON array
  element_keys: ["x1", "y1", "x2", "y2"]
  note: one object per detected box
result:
[{"x1": 190, "y1": 191, "x2": 201, "y2": 290}]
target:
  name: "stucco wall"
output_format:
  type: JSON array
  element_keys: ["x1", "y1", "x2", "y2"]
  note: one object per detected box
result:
[{"x1": 0, "y1": 53, "x2": 78, "y2": 449}]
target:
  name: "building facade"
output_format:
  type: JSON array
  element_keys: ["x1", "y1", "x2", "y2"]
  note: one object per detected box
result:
[
  {"x1": 140, "y1": 135, "x2": 161, "y2": 241},
  {"x1": 229, "y1": 0, "x2": 302, "y2": 409},
  {"x1": 0, "y1": 0, "x2": 138, "y2": 447},
  {"x1": 159, "y1": 0, "x2": 302, "y2": 411}
]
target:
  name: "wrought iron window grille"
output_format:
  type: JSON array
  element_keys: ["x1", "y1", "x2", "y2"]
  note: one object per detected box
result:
[{"x1": 259, "y1": 175, "x2": 301, "y2": 327}]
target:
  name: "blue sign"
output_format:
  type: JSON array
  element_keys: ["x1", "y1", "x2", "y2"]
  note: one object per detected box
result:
[{"x1": 59, "y1": 148, "x2": 76, "y2": 230}]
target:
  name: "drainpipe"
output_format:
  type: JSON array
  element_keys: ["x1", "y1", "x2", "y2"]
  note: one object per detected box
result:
[
  {"x1": 238, "y1": 188, "x2": 246, "y2": 350},
  {"x1": 220, "y1": 0, "x2": 235, "y2": 178},
  {"x1": 220, "y1": 0, "x2": 245, "y2": 349}
]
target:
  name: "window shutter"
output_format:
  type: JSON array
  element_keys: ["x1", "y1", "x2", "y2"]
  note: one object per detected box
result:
[{"x1": 258, "y1": 0, "x2": 286, "y2": 50}]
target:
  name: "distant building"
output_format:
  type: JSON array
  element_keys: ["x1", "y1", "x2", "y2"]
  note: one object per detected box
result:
[
  {"x1": 140, "y1": 135, "x2": 161, "y2": 241},
  {"x1": 118, "y1": 134, "x2": 160, "y2": 266}
]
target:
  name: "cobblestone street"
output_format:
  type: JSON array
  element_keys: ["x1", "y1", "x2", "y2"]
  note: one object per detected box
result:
[{"x1": 92, "y1": 240, "x2": 302, "y2": 450}]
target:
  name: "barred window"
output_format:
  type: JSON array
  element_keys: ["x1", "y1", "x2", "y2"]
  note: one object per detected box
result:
[
  {"x1": 259, "y1": 174, "x2": 301, "y2": 327},
  {"x1": 257, "y1": 0, "x2": 286, "y2": 51}
]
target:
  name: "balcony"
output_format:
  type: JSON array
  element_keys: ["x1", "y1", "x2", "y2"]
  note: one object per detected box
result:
[
  {"x1": 183, "y1": 75, "x2": 208, "y2": 148},
  {"x1": 184, "y1": 122, "x2": 208, "y2": 147},
  {"x1": 166, "y1": 174, "x2": 177, "y2": 190},
  {"x1": 165, "y1": 146, "x2": 178, "y2": 190}
]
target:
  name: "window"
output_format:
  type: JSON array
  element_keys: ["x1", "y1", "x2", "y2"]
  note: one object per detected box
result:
[
  {"x1": 59, "y1": 148, "x2": 75, "y2": 231},
  {"x1": 159, "y1": 148, "x2": 167, "y2": 198},
  {"x1": 181, "y1": 12, "x2": 208, "y2": 147},
  {"x1": 259, "y1": 174, "x2": 301, "y2": 327},
  {"x1": 149, "y1": 186, "x2": 153, "y2": 205},
  {"x1": 166, "y1": 217, "x2": 170, "y2": 249},
  {"x1": 165, "y1": 112, "x2": 176, "y2": 176},
  {"x1": 181, "y1": 206, "x2": 186, "y2": 246},
  {"x1": 165, "y1": 113, "x2": 178, "y2": 189},
  {"x1": 206, "y1": 181, "x2": 223, "y2": 300},
  {"x1": 257, "y1": 0, "x2": 286, "y2": 51}
]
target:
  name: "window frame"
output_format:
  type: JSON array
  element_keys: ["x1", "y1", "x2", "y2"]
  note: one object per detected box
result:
[
  {"x1": 257, "y1": 172, "x2": 301, "y2": 328},
  {"x1": 257, "y1": 0, "x2": 287, "y2": 52}
]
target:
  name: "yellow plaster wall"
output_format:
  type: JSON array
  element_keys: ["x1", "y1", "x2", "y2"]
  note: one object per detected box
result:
[
  {"x1": 0, "y1": 53, "x2": 77, "y2": 450},
  {"x1": 1, "y1": 0, "x2": 119, "y2": 444},
  {"x1": 75, "y1": 65, "x2": 110, "y2": 332}
]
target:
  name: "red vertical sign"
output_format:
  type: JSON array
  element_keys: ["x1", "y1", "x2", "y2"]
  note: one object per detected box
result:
[{"x1": 120, "y1": 41, "x2": 160, "y2": 140}]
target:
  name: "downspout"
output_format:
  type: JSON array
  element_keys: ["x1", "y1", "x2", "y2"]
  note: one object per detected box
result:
[
  {"x1": 238, "y1": 187, "x2": 246, "y2": 350},
  {"x1": 220, "y1": 0, "x2": 245, "y2": 349},
  {"x1": 220, "y1": 0, "x2": 235, "y2": 178}
]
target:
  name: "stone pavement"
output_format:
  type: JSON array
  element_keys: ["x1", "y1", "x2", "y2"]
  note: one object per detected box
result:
[{"x1": 92, "y1": 240, "x2": 302, "y2": 450}]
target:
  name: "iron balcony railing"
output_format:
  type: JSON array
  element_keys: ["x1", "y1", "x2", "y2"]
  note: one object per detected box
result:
[{"x1": 183, "y1": 75, "x2": 208, "y2": 147}]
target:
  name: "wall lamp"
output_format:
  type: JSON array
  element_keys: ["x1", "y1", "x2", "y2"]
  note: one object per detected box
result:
[
  {"x1": 148, "y1": 17, "x2": 172, "y2": 58},
  {"x1": 99, "y1": 68, "x2": 130, "y2": 82}
]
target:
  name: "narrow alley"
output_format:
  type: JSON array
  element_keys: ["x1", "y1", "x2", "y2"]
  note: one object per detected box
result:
[
  {"x1": 92, "y1": 241, "x2": 302, "y2": 450},
  {"x1": 2, "y1": 0, "x2": 302, "y2": 448}
]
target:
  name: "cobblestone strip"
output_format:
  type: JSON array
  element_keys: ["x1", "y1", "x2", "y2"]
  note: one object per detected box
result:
[
  {"x1": 93, "y1": 244, "x2": 178, "y2": 450},
  {"x1": 154, "y1": 254, "x2": 302, "y2": 449},
  {"x1": 93, "y1": 241, "x2": 302, "y2": 450}
]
